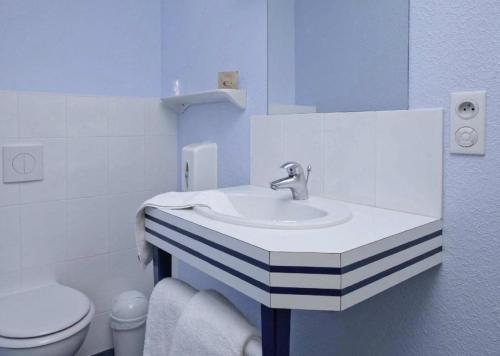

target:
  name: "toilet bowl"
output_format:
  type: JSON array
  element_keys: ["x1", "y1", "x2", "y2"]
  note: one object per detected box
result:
[{"x1": 0, "y1": 283, "x2": 95, "y2": 356}]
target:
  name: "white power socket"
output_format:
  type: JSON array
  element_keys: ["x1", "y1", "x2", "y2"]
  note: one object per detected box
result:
[{"x1": 450, "y1": 91, "x2": 486, "y2": 155}]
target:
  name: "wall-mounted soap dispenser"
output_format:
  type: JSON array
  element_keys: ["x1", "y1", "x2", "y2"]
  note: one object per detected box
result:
[{"x1": 181, "y1": 142, "x2": 218, "y2": 192}]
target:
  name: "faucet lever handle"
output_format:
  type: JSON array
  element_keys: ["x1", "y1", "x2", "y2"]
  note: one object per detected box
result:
[
  {"x1": 280, "y1": 161, "x2": 303, "y2": 177},
  {"x1": 306, "y1": 165, "x2": 312, "y2": 183}
]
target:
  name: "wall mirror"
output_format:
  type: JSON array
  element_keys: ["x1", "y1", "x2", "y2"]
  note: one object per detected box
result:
[{"x1": 268, "y1": 0, "x2": 410, "y2": 115}]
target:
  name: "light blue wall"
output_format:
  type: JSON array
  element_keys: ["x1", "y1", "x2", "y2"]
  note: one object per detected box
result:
[
  {"x1": 162, "y1": 0, "x2": 267, "y2": 187},
  {"x1": 294, "y1": 0, "x2": 409, "y2": 112},
  {"x1": 0, "y1": 0, "x2": 162, "y2": 97},
  {"x1": 407, "y1": 0, "x2": 500, "y2": 354},
  {"x1": 268, "y1": 0, "x2": 296, "y2": 106}
]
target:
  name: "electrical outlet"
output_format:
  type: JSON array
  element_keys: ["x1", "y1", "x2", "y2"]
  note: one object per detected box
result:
[{"x1": 450, "y1": 91, "x2": 486, "y2": 155}]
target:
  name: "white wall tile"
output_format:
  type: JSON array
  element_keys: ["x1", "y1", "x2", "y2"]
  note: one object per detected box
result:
[
  {"x1": 67, "y1": 96, "x2": 107, "y2": 137},
  {"x1": 0, "y1": 271, "x2": 21, "y2": 296},
  {"x1": 0, "y1": 139, "x2": 20, "y2": 206},
  {"x1": 376, "y1": 109, "x2": 443, "y2": 217},
  {"x1": 109, "y1": 249, "x2": 154, "y2": 299},
  {"x1": 145, "y1": 98, "x2": 177, "y2": 135},
  {"x1": 0, "y1": 91, "x2": 18, "y2": 138},
  {"x1": 67, "y1": 197, "x2": 108, "y2": 259},
  {"x1": 67, "y1": 137, "x2": 107, "y2": 198},
  {"x1": 21, "y1": 264, "x2": 57, "y2": 290},
  {"x1": 251, "y1": 110, "x2": 443, "y2": 217},
  {"x1": 251, "y1": 116, "x2": 283, "y2": 187},
  {"x1": 0, "y1": 185, "x2": 19, "y2": 207},
  {"x1": 19, "y1": 93, "x2": 66, "y2": 138},
  {"x1": 145, "y1": 135, "x2": 177, "y2": 193},
  {"x1": 20, "y1": 201, "x2": 66, "y2": 268},
  {"x1": 58, "y1": 255, "x2": 111, "y2": 314},
  {"x1": 0, "y1": 180, "x2": 19, "y2": 207},
  {"x1": 20, "y1": 138, "x2": 66, "y2": 203},
  {"x1": 108, "y1": 192, "x2": 149, "y2": 253},
  {"x1": 282, "y1": 115, "x2": 324, "y2": 195},
  {"x1": 2, "y1": 91, "x2": 176, "y2": 356},
  {"x1": 108, "y1": 137, "x2": 145, "y2": 194},
  {"x1": 108, "y1": 98, "x2": 145, "y2": 136},
  {"x1": 324, "y1": 112, "x2": 376, "y2": 205},
  {"x1": 0, "y1": 206, "x2": 21, "y2": 274},
  {"x1": 76, "y1": 312, "x2": 113, "y2": 356}
]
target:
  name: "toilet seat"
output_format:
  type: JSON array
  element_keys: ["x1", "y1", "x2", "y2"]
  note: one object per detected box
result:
[
  {"x1": 0, "y1": 284, "x2": 90, "y2": 339},
  {"x1": 0, "y1": 284, "x2": 94, "y2": 349}
]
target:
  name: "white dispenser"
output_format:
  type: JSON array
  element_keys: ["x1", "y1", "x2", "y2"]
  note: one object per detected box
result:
[{"x1": 181, "y1": 142, "x2": 218, "y2": 191}]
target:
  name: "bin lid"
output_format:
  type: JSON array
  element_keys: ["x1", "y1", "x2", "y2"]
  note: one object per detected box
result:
[{"x1": 111, "y1": 291, "x2": 148, "y2": 322}]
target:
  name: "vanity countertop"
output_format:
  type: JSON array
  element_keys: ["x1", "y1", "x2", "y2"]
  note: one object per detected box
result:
[{"x1": 145, "y1": 185, "x2": 442, "y2": 310}]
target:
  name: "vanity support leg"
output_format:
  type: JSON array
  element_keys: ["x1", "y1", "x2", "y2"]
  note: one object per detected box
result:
[
  {"x1": 261, "y1": 305, "x2": 291, "y2": 356},
  {"x1": 153, "y1": 247, "x2": 172, "y2": 285}
]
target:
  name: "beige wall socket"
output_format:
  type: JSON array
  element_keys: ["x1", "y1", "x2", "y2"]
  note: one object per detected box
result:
[{"x1": 218, "y1": 71, "x2": 239, "y2": 89}]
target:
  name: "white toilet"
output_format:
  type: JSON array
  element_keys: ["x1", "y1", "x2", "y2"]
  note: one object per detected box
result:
[{"x1": 0, "y1": 283, "x2": 95, "y2": 356}]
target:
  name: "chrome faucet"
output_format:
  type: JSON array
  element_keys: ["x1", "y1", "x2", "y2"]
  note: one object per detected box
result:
[{"x1": 270, "y1": 162, "x2": 311, "y2": 200}]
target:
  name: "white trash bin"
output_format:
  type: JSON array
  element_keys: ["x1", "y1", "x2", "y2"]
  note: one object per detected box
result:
[{"x1": 110, "y1": 291, "x2": 149, "y2": 356}]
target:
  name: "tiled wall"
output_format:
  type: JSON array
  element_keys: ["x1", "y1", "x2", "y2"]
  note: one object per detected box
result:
[
  {"x1": 251, "y1": 110, "x2": 443, "y2": 218},
  {"x1": 0, "y1": 91, "x2": 177, "y2": 356}
]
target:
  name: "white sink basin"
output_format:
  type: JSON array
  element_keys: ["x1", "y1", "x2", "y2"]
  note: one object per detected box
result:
[{"x1": 195, "y1": 191, "x2": 352, "y2": 229}]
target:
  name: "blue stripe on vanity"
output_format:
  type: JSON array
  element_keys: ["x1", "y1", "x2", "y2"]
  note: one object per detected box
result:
[
  {"x1": 145, "y1": 214, "x2": 442, "y2": 274},
  {"x1": 145, "y1": 227, "x2": 271, "y2": 292},
  {"x1": 146, "y1": 214, "x2": 270, "y2": 270},
  {"x1": 144, "y1": 217, "x2": 443, "y2": 297},
  {"x1": 342, "y1": 246, "x2": 442, "y2": 295},
  {"x1": 341, "y1": 229, "x2": 443, "y2": 273},
  {"x1": 269, "y1": 247, "x2": 442, "y2": 297}
]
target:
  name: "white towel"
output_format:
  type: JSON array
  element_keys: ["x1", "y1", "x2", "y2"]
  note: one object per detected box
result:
[
  {"x1": 244, "y1": 337, "x2": 263, "y2": 356},
  {"x1": 135, "y1": 190, "x2": 240, "y2": 267},
  {"x1": 143, "y1": 278, "x2": 198, "y2": 356},
  {"x1": 169, "y1": 290, "x2": 262, "y2": 356}
]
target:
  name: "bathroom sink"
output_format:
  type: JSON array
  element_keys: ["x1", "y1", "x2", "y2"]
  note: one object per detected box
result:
[
  {"x1": 145, "y1": 184, "x2": 443, "y2": 311},
  {"x1": 194, "y1": 191, "x2": 352, "y2": 229}
]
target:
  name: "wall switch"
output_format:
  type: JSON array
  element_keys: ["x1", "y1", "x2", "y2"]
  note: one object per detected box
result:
[
  {"x1": 450, "y1": 91, "x2": 486, "y2": 155},
  {"x1": 218, "y1": 71, "x2": 239, "y2": 89},
  {"x1": 2, "y1": 144, "x2": 44, "y2": 183}
]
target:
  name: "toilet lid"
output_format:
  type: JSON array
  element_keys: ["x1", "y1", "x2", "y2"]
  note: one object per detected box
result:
[{"x1": 0, "y1": 284, "x2": 90, "y2": 339}]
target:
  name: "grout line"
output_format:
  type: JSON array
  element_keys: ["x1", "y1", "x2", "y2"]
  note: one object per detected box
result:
[
  {"x1": 15, "y1": 91, "x2": 20, "y2": 138},
  {"x1": 143, "y1": 100, "x2": 148, "y2": 198},
  {"x1": 8, "y1": 134, "x2": 177, "y2": 139},
  {"x1": 64, "y1": 98, "x2": 70, "y2": 260},
  {"x1": 320, "y1": 116, "x2": 325, "y2": 196},
  {"x1": 104, "y1": 99, "x2": 111, "y2": 256},
  {"x1": 65, "y1": 113, "x2": 69, "y2": 202},
  {"x1": 17, "y1": 195, "x2": 23, "y2": 274},
  {"x1": 0, "y1": 89, "x2": 164, "y2": 101},
  {"x1": 279, "y1": 116, "x2": 284, "y2": 164},
  {"x1": 105, "y1": 110, "x2": 111, "y2": 255},
  {"x1": 16, "y1": 93, "x2": 22, "y2": 205},
  {"x1": 0, "y1": 189, "x2": 159, "y2": 209},
  {"x1": 374, "y1": 112, "x2": 378, "y2": 207}
]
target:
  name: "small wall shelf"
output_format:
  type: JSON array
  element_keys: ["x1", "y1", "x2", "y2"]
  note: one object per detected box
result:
[{"x1": 162, "y1": 89, "x2": 247, "y2": 113}]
